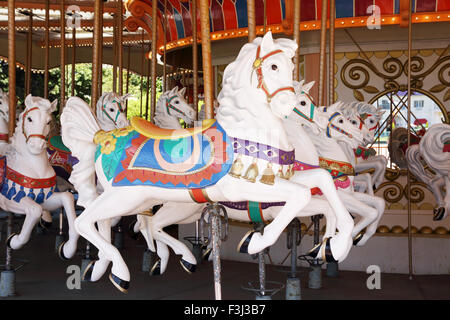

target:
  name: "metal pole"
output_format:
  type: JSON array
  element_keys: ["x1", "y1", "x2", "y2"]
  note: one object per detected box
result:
[
  {"x1": 44, "y1": 0, "x2": 49, "y2": 99},
  {"x1": 60, "y1": 0, "x2": 66, "y2": 113},
  {"x1": 150, "y1": 0, "x2": 158, "y2": 122},
  {"x1": 8, "y1": 0, "x2": 16, "y2": 136},
  {"x1": 329, "y1": 0, "x2": 335, "y2": 105},
  {"x1": 199, "y1": 0, "x2": 213, "y2": 119},
  {"x1": 91, "y1": 0, "x2": 102, "y2": 111},
  {"x1": 263, "y1": 0, "x2": 266, "y2": 34},
  {"x1": 163, "y1": 0, "x2": 167, "y2": 92},
  {"x1": 98, "y1": 1, "x2": 103, "y2": 97},
  {"x1": 293, "y1": 0, "x2": 301, "y2": 81},
  {"x1": 118, "y1": 0, "x2": 123, "y2": 96},
  {"x1": 25, "y1": 10, "x2": 32, "y2": 96},
  {"x1": 191, "y1": 0, "x2": 198, "y2": 120},
  {"x1": 126, "y1": 45, "x2": 131, "y2": 113},
  {"x1": 247, "y1": 0, "x2": 256, "y2": 42},
  {"x1": 71, "y1": 26, "x2": 76, "y2": 96},
  {"x1": 112, "y1": 13, "x2": 118, "y2": 94},
  {"x1": 140, "y1": 30, "x2": 144, "y2": 117},
  {"x1": 406, "y1": 0, "x2": 413, "y2": 280},
  {"x1": 318, "y1": 0, "x2": 327, "y2": 106},
  {"x1": 146, "y1": 44, "x2": 151, "y2": 120},
  {"x1": 211, "y1": 211, "x2": 221, "y2": 300}
]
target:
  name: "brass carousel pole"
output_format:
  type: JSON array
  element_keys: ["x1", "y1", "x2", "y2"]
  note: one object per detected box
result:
[
  {"x1": 406, "y1": 0, "x2": 413, "y2": 280},
  {"x1": 71, "y1": 26, "x2": 76, "y2": 96},
  {"x1": 263, "y1": 0, "x2": 266, "y2": 34},
  {"x1": 318, "y1": 0, "x2": 327, "y2": 106},
  {"x1": 98, "y1": 1, "x2": 103, "y2": 97},
  {"x1": 1, "y1": 0, "x2": 17, "y2": 298},
  {"x1": 191, "y1": 0, "x2": 198, "y2": 120},
  {"x1": 140, "y1": 30, "x2": 144, "y2": 117},
  {"x1": 163, "y1": 0, "x2": 168, "y2": 92},
  {"x1": 146, "y1": 44, "x2": 151, "y2": 120},
  {"x1": 329, "y1": 0, "x2": 335, "y2": 105},
  {"x1": 118, "y1": 0, "x2": 123, "y2": 96},
  {"x1": 91, "y1": 0, "x2": 102, "y2": 110},
  {"x1": 150, "y1": 0, "x2": 157, "y2": 122},
  {"x1": 293, "y1": 0, "x2": 301, "y2": 81},
  {"x1": 25, "y1": 10, "x2": 32, "y2": 96},
  {"x1": 126, "y1": 45, "x2": 131, "y2": 113},
  {"x1": 60, "y1": 0, "x2": 66, "y2": 113},
  {"x1": 247, "y1": 0, "x2": 256, "y2": 42},
  {"x1": 44, "y1": 0, "x2": 49, "y2": 98},
  {"x1": 112, "y1": 12, "x2": 118, "y2": 94}
]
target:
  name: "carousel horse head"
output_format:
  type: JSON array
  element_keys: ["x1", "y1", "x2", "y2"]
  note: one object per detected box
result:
[
  {"x1": 291, "y1": 80, "x2": 324, "y2": 133},
  {"x1": 156, "y1": 86, "x2": 196, "y2": 126},
  {"x1": 11, "y1": 94, "x2": 56, "y2": 155},
  {"x1": 347, "y1": 101, "x2": 385, "y2": 144},
  {"x1": 0, "y1": 88, "x2": 9, "y2": 123},
  {"x1": 339, "y1": 102, "x2": 372, "y2": 146},
  {"x1": 96, "y1": 92, "x2": 131, "y2": 131},
  {"x1": 220, "y1": 31, "x2": 298, "y2": 120},
  {"x1": 318, "y1": 102, "x2": 365, "y2": 149}
]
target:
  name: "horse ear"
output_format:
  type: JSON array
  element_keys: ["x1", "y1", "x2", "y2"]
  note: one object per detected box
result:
[
  {"x1": 24, "y1": 94, "x2": 33, "y2": 109},
  {"x1": 169, "y1": 86, "x2": 178, "y2": 95},
  {"x1": 260, "y1": 31, "x2": 274, "y2": 53},
  {"x1": 50, "y1": 99, "x2": 58, "y2": 113},
  {"x1": 121, "y1": 93, "x2": 133, "y2": 101},
  {"x1": 178, "y1": 87, "x2": 186, "y2": 97},
  {"x1": 302, "y1": 81, "x2": 315, "y2": 94}
]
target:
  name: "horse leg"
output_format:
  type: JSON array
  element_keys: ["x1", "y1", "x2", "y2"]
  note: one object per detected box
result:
[
  {"x1": 372, "y1": 156, "x2": 387, "y2": 189},
  {"x1": 42, "y1": 191, "x2": 79, "y2": 259},
  {"x1": 354, "y1": 173, "x2": 374, "y2": 196},
  {"x1": 352, "y1": 192, "x2": 385, "y2": 246}
]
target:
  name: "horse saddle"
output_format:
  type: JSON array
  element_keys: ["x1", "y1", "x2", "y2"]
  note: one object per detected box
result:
[{"x1": 130, "y1": 117, "x2": 216, "y2": 140}]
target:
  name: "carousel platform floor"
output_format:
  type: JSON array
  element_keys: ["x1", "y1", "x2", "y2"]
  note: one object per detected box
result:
[{"x1": 0, "y1": 218, "x2": 449, "y2": 300}]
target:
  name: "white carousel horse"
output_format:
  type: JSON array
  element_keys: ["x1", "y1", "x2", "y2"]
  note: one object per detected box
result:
[
  {"x1": 144, "y1": 86, "x2": 363, "y2": 275},
  {"x1": 61, "y1": 32, "x2": 354, "y2": 292},
  {"x1": 0, "y1": 95, "x2": 79, "y2": 259},
  {"x1": 0, "y1": 89, "x2": 10, "y2": 153},
  {"x1": 406, "y1": 123, "x2": 450, "y2": 220}
]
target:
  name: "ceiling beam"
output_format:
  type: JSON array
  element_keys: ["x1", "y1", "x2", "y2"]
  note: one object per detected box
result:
[
  {"x1": 0, "y1": 1, "x2": 119, "y2": 13},
  {"x1": 0, "y1": 18, "x2": 115, "y2": 29}
]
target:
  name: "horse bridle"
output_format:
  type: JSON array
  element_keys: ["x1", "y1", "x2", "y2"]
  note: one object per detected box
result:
[
  {"x1": 253, "y1": 46, "x2": 295, "y2": 103},
  {"x1": 359, "y1": 113, "x2": 379, "y2": 131},
  {"x1": 326, "y1": 112, "x2": 353, "y2": 139},
  {"x1": 166, "y1": 95, "x2": 187, "y2": 117},
  {"x1": 22, "y1": 107, "x2": 47, "y2": 142},
  {"x1": 293, "y1": 91, "x2": 316, "y2": 123},
  {"x1": 102, "y1": 96, "x2": 124, "y2": 126}
]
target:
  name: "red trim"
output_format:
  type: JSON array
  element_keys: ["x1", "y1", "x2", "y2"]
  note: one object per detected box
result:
[
  {"x1": 0, "y1": 134, "x2": 8, "y2": 141},
  {"x1": 190, "y1": 188, "x2": 208, "y2": 203},
  {"x1": 6, "y1": 166, "x2": 56, "y2": 189}
]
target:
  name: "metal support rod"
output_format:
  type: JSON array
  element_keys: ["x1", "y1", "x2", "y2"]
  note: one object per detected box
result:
[
  {"x1": 292, "y1": 0, "x2": 301, "y2": 81},
  {"x1": 258, "y1": 251, "x2": 266, "y2": 296},
  {"x1": 211, "y1": 211, "x2": 222, "y2": 300},
  {"x1": 112, "y1": 13, "x2": 118, "y2": 93},
  {"x1": 71, "y1": 26, "x2": 76, "y2": 96},
  {"x1": 91, "y1": 0, "x2": 102, "y2": 111},
  {"x1": 191, "y1": 0, "x2": 198, "y2": 120},
  {"x1": 318, "y1": 0, "x2": 327, "y2": 106},
  {"x1": 146, "y1": 45, "x2": 151, "y2": 120},
  {"x1": 163, "y1": 0, "x2": 167, "y2": 92},
  {"x1": 199, "y1": 0, "x2": 213, "y2": 119},
  {"x1": 150, "y1": 0, "x2": 158, "y2": 122},
  {"x1": 125, "y1": 45, "x2": 131, "y2": 114},
  {"x1": 59, "y1": 209, "x2": 63, "y2": 235},
  {"x1": 44, "y1": 0, "x2": 49, "y2": 98},
  {"x1": 118, "y1": 0, "x2": 123, "y2": 96},
  {"x1": 8, "y1": 0, "x2": 16, "y2": 136},
  {"x1": 290, "y1": 223, "x2": 297, "y2": 277},
  {"x1": 60, "y1": 0, "x2": 66, "y2": 113},
  {"x1": 98, "y1": 1, "x2": 103, "y2": 97},
  {"x1": 25, "y1": 10, "x2": 32, "y2": 96},
  {"x1": 263, "y1": 0, "x2": 267, "y2": 34},
  {"x1": 406, "y1": 0, "x2": 413, "y2": 280},
  {"x1": 247, "y1": 0, "x2": 256, "y2": 42},
  {"x1": 6, "y1": 213, "x2": 13, "y2": 271},
  {"x1": 140, "y1": 30, "x2": 144, "y2": 117},
  {"x1": 329, "y1": 0, "x2": 335, "y2": 105}
]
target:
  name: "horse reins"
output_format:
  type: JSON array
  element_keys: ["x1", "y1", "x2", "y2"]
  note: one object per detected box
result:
[
  {"x1": 166, "y1": 95, "x2": 187, "y2": 117},
  {"x1": 253, "y1": 46, "x2": 295, "y2": 103},
  {"x1": 22, "y1": 107, "x2": 47, "y2": 142},
  {"x1": 293, "y1": 91, "x2": 316, "y2": 123},
  {"x1": 326, "y1": 112, "x2": 353, "y2": 139},
  {"x1": 101, "y1": 95, "x2": 124, "y2": 127}
]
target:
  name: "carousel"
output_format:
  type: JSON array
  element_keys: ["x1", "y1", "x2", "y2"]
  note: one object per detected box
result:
[{"x1": 0, "y1": 0, "x2": 448, "y2": 301}]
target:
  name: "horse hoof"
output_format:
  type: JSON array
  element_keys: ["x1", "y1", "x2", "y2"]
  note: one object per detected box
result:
[
  {"x1": 5, "y1": 233, "x2": 18, "y2": 249},
  {"x1": 433, "y1": 207, "x2": 445, "y2": 221},
  {"x1": 202, "y1": 248, "x2": 212, "y2": 261},
  {"x1": 40, "y1": 218, "x2": 52, "y2": 230},
  {"x1": 109, "y1": 273, "x2": 129, "y2": 293},
  {"x1": 82, "y1": 260, "x2": 96, "y2": 282},
  {"x1": 57, "y1": 241, "x2": 70, "y2": 261},
  {"x1": 353, "y1": 233, "x2": 364, "y2": 246},
  {"x1": 237, "y1": 230, "x2": 254, "y2": 254},
  {"x1": 128, "y1": 220, "x2": 139, "y2": 240},
  {"x1": 306, "y1": 242, "x2": 322, "y2": 259},
  {"x1": 323, "y1": 238, "x2": 337, "y2": 263},
  {"x1": 180, "y1": 259, "x2": 196, "y2": 274},
  {"x1": 150, "y1": 260, "x2": 161, "y2": 276}
]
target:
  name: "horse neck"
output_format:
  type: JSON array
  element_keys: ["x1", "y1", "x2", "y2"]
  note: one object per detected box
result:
[
  {"x1": 0, "y1": 117, "x2": 8, "y2": 135},
  {"x1": 307, "y1": 129, "x2": 350, "y2": 163},
  {"x1": 217, "y1": 86, "x2": 292, "y2": 151},
  {"x1": 283, "y1": 118, "x2": 319, "y2": 165},
  {"x1": 338, "y1": 140, "x2": 357, "y2": 167}
]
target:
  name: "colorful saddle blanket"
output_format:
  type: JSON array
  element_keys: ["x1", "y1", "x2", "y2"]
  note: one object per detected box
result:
[
  {"x1": 47, "y1": 135, "x2": 79, "y2": 181},
  {"x1": 95, "y1": 120, "x2": 233, "y2": 189}
]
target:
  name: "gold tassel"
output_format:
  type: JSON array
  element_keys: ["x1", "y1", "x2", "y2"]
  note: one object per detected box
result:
[
  {"x1": 243, "y1": 159, "x2": 259, "y2": 183},
  {"x1": 260, "y1": 163, "x2": 275, "y2": 185},
  {"x1": 229, "y1": 155, "x2": 244, "y2": 178},
  {"x1": 276, "y1": 166, "x2": 287, "y2": 180},
  {"x1": 284, "y1": 164, "x2": 294, "y2": 180}
]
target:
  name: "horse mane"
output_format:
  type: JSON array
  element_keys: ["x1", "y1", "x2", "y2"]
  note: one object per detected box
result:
[{"x1": 347, "y1": 101, "x2": 385, "y2": 121}]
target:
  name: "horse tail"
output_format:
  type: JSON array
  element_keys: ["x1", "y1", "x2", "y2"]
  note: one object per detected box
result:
[
  {"x1": 406, "y1": 144, "x2": 431, "y2": 185},
  {"x1": 61, "y1": 97, "x2": 101, "y2": 208},
  {"x1": 419, "y1": 124, "x2": 450, "y2": 175}
]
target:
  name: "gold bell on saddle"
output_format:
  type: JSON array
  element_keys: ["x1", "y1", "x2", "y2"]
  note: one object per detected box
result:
[
  {"x1": 229, "y1": 155, "x2": 244, "y2": 178},
  {"x1": 260, "y1": 163, "x2": 275, "y2": 185},
  {"x1": 243, "y1": 159, "x2": 259, "y2": 183}
]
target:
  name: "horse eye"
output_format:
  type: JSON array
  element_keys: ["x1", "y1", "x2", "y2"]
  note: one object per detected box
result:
[
  {"x1": 300, "y1": 101, "x2": 306, "y2": 106},
  {"x1": 352, "y1": 120, "x2": 357, "y2": 125},
  {"x1": 339, "y1": 119, "x2": 344, "y2": 124},
  {"x1": 109, "y1": 108, "x2": 114, "y2": 112},
  {"x1": 27, "y1": 117, "x2": 32, "y2": 122},
  {"x1": 370, "y1": 120, "x2": 374, "y2": 123},
  {"x1": 175, "y1": 101, "x2": 179, "y2": 104},
  {"x1": 271, "y1": 64, "x2": 278, "y2": 71}
]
